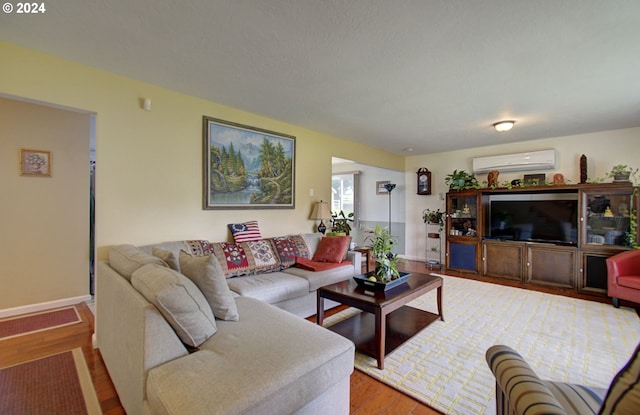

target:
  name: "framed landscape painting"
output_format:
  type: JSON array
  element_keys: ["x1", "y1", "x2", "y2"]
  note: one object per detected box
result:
[{"x1": 203, "y1": 116, "x2": 296, "y2": 209}]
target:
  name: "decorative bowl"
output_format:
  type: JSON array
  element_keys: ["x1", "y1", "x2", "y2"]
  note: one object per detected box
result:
[{"x1": 353, "y1": 272, "x2": 410, "y2": 291}]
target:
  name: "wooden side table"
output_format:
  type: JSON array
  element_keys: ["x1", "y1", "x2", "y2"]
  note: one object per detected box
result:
[{"x1": 353, "y1": 247, "x2": 371, "y2": 273}]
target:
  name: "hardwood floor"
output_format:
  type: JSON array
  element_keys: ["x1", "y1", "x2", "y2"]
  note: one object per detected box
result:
[
  {"x1": 1, "y1": 259, "x2": 627, "y2": 415},
  {"x1": 0, "y1": 302, "x2": 125, "y2": 415}
]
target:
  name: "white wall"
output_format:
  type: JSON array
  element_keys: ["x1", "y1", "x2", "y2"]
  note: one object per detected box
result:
[
  {"x1": 333, "y1": 161, "x2": 406, "y2": 252},
  {"x1": 403, "y1": 127, "x2": 640, "y2": 261}
]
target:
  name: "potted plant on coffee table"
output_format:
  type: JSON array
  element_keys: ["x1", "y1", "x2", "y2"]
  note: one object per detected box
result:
[{"x1": 367, "y1": 225, "x2": 401, "y2": 282}]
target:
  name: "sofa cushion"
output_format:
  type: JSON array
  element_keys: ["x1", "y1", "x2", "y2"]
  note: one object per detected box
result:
[
  {"x1": 228, "y1": 220, "x2": 262, "y2": 242},
  {"x1": 152, "y1": 247, "x2": 179, "y2": 271},
  {"x1": 312, "y1": 236, "x2": 350, "y2": 263},
  {"x1": 178, "y1": 251, "x2": 239, "y2": 321},
  {"x1": 227, "y1": 272, "x2": 309, "y2": 304},
  {"x1": 131, "y1": 263, "x2": 217, "y2": 347},
  {"x1": 109, "y1": 244, "x2": 167, "y2": 281},
  {"x1": 271, "y1": 234, "x2": 311, "y2": 268},
  {"x1": 283, "y1": 263, "x2": 356, "y2": 291},
  {"x1": 599, "y1": 342, "x2": 640, "y2": 415},
  {"x1": 146, "y1": 296, "x2": 354, "y2": 415}
]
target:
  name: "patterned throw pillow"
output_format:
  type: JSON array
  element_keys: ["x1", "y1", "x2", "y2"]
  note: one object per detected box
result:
[
  {"x1": 245, "y1": 239, "x2": 279, "y2": 270},
  {"x1": 271, "y1": 235, "x2": 311, "y2": 268},
  {"x1": 185, "y1": 240, "x2": 216, "y2": 257},
  {"x1": 212, "y1": 242, "x2": 250, "y2": 277},
  {"x1": 228, "y1": 220, "x2": 262, "y2": 243}
]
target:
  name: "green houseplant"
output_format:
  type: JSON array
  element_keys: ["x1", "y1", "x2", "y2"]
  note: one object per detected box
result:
[
  {"x1": 606, "y1": 165, "x2": 639, "y2": 184},
  {"x1": 422, "y1": 208, "x2": 445, "y2": 232},
  {"x1": 445, "y1": 170, "x2": 479, "y2": 190},
  {"x1": 330, "y1": 210, "x2": 353, "y2": 235},
  {"x1": 366, "y1": 225, "x2": 400, "y2": 282}
]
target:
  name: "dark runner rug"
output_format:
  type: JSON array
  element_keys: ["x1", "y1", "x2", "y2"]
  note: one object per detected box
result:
[
  {"x1": 0, "y1": 348, "x2": 101, "y2": 415},
  {"x1": 0, "y1": 306, "x2": 81, "y2": 341}
]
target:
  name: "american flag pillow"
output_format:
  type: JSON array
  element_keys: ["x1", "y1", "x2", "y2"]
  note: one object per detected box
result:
[{"x1": 228, "y1": 220, "x2": 262, "y2": 243}]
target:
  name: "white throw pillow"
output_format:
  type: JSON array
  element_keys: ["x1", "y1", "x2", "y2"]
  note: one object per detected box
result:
[
  {"x1": 110, "y1": 244, "x2": 167, "y2": 281},
  {"x1": 132, "y1": 263, "x2": 217, "y2": 347},
  {"x1": 179, "y1": 250, "x2": 240, "y2": 321}
]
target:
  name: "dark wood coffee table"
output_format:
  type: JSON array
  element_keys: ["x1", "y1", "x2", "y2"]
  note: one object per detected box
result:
[{"x1": 317, "y1": 272, "x2": 443, "y2": 369}]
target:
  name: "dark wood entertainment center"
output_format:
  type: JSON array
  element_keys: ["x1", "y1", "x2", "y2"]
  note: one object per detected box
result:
[{"x1": 445, "y1": 182, "x2": 638, "y2": 296}]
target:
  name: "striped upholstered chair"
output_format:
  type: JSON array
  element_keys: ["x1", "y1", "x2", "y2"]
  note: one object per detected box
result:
[{"x1": 486, "y1": 344, "x2": 640, "y2": 415}]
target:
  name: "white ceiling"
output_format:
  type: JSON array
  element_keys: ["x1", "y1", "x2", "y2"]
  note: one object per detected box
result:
[{"x1": 1, "y1": 0, "x2": 639, "y2": 155}]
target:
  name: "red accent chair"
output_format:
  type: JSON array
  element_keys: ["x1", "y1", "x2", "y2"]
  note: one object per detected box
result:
[{"x1": 606, "y1": 249, "x2": 640, "y2": 308}]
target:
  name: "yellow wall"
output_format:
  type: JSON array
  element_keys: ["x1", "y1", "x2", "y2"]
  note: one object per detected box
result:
[
  {"x1": 404, "y1": 127, "x2": 640, "y2": 260},
  {"x1": 0, "y1": 97, "x2": 90, "y2": 309},
  {"x1": 0, "y1": 41, "x2": 403, "y2": 310},
  {"x1": 2, "y1": 40, "x2": 638, "y2": 310}
]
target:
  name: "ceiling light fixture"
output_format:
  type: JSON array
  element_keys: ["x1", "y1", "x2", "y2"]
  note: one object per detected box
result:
[{"x1": 493, "y1": 120, "x2": 515, "y2": 132}]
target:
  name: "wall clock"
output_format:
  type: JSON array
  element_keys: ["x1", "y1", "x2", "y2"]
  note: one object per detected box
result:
[{"x1": 417, "y1": 168, "x2": 431, "y2": 195}]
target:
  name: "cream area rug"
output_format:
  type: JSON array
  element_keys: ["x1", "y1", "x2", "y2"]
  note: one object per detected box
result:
[{"x1": 323, "y1": 273, "x2": 640, "y2": 415}]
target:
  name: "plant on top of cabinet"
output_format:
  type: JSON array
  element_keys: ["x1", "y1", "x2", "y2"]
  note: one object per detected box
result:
[
  {"x1": 606, "y1": 164, "x2": 639, "y2": 184},
  {"x1": 445, "y1": 170, "x2": 479, "y2": 190}
]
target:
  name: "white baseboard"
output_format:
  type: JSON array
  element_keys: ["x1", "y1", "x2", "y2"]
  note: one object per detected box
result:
[{"x1": 0, "y1": 295, "x2": 92, "y2": 319}]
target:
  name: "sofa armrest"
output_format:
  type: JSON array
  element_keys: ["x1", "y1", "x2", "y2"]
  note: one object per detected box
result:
[
  {"x1": 345, "y1": 250, "x2": 362, "y2": 274},
  {"x1": 486, "y1": 345, "x2": 567, "y2": 415},
  {"x1": 96, "y1": 260, "x2": 188, "y2": 415}
]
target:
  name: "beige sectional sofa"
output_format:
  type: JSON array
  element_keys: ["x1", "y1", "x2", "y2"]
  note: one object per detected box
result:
[{"x1": 96, "y1": 233, "x2": 359, "y2": 415}]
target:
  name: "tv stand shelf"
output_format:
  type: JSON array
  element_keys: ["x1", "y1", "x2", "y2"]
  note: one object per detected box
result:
[{"x1": 445, "y1": 183, "x2": 638, "y2": 296}]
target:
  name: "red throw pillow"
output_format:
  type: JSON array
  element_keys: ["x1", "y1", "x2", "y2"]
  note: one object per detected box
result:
[{"x1": 312, "y1": 236, "x2": 350, "y2": 263}]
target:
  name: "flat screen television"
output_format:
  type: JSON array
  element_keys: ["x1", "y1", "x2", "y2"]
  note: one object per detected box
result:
[{"x1": 486, "y1": 192, "x2": 578, "y2": 245}]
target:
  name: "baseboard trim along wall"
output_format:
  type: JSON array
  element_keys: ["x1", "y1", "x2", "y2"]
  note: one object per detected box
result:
[{"x1": 0, "y1": 295, "x2": 92, "y2": 319}]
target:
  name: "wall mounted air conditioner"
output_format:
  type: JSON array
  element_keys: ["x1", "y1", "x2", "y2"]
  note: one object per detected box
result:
[{"x1": 472, "y1": 149, "x2": 556, "y2": 173}]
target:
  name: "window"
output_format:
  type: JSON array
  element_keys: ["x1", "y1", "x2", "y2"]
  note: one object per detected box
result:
[{"x1": 332, "y1": 171, "x2": 360, "y2": 228}]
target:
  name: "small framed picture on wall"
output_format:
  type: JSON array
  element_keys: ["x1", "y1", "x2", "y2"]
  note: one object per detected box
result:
[
  {"x1": 376, "y1": 180, "x2": 391, "y2": 195},
  {"x1": 20, "y1": 149, "x2": 51, "y2": 177}
]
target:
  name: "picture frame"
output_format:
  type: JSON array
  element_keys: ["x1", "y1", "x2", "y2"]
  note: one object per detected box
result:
[
  {"x1": 203, "y1": 116, "x2": 296, "y2": 210},
  {"x1": 376, "y1": 180, "x2": 391, "y2": 195},
  {"x1": 20, "y1": 149, "x2": 51, "y2": 177},
  {"x1": 523, "y1": 173, "x2": 546, "y2": 186}
]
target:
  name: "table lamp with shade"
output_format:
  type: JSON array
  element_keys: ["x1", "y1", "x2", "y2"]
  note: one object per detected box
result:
[{"x1": 309, "y1": 200, "x2": 331, "y2": 234}]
